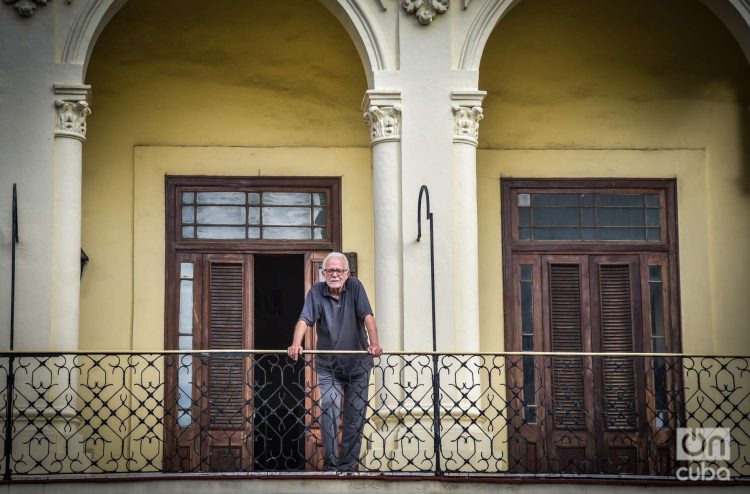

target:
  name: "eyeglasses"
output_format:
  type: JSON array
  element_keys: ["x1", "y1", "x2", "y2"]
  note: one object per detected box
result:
[{"x1": 322, "y1": 268, "x2": 348, "y2": 276}]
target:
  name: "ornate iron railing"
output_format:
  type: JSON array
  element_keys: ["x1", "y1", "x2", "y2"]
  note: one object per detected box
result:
[{"x1": 0, "y1": 351, "x2": 747, "y2": 480}]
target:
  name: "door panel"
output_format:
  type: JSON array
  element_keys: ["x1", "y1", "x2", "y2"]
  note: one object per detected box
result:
[
  {"x1": 166, "y1": 254, "x2": 253, "y2": 472},
  {"x1": 303, "y1": 251, "x2": 330, "y2": 470},
  {"x1": 507, "y1": 253, "x2": 675, "y2": 474},
  {"x1": 201, "y1": 254, "x2": 253, "y2": 471}
]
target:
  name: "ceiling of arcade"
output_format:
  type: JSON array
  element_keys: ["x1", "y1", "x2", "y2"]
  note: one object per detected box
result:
[
  {"x1": 84, "y1": 0, "x2": 369, "y2": 148},
  {"x1": 478, "y1": 0, "x2": 750, "y2": 149}
]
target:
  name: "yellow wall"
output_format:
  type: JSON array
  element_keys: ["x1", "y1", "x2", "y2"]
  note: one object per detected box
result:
[
  {"x1": 81, "y1": 0, "x2": 369, "y2": 350},
  {"x1": 477, "y1": 0, "x2": 750, "y2": 354}
]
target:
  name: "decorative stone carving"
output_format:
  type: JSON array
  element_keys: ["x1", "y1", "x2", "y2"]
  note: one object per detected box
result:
[
  {"x1": 55, "y1": 100, "x2": 91, "y2": 141},
  {"x1": 451, "y1": 104, "x2": 483, "y2": 146},
  {"x1": 364, "y1": 105, "x2": 402, "y2": 144},
  {"x1": 5, "y1": 0, "x2": 47, "y2": 17},
  {"x1": 402, "y1": 0, "x2": 449, "y2": 25}
]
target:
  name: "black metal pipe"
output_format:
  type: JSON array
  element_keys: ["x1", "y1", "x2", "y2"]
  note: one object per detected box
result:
[
  {"x1": 417, "y1": 185, "x2": 441, "y2": 476},
  {"x1": 10, "y1": 184, "x2": 18, "y2": 351}
]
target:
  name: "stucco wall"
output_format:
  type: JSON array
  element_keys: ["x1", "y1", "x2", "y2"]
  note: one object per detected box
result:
[
  {"x1": 80, "y1": 0, "x2": 370, "y2": 350},
  {"x1": 477, "y1": 0, "x2": 750, "y2": 354}
]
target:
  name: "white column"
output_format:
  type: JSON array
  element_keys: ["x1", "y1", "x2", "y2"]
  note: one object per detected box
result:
[
  {"x1": 52, "y1": 84, "x2": 91, "y2": 351},
  {"x1": 363, "y1": 90, "x2": 403, "y2": 352},
  {"x1": 450, "y1": 90, "x2": 486, "y2": 353}
]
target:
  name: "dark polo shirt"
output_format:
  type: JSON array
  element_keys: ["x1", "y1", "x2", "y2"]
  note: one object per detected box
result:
[{"x1": 299, "y1": 277, "x2": 374, "y2": 375}]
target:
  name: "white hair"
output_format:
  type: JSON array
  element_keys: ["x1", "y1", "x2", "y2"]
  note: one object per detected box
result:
[{"x1": 323, "y1": 252, "x2": 349, "y2": 271}]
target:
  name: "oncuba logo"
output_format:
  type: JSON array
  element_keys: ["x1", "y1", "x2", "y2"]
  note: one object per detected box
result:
[{"x1": 676, "y1": 427, "x2": 731, "y2": 481}]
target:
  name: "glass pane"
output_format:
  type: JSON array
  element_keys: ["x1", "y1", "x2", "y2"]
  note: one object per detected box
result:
[
  {"x1": 248, "y1": 227, "x2": 261, "y2": 239},
  {"x1": 582, "y1": 227, "x2": 596, "y2": 240},
  {"x1": 178, "y1": 335, "x2": 192, "y2": 350},
  {"x1": 521, "y1": 281, "x2": 533, "y2": 334},
  {"x1": 180, "y1": 262, "x2": 193, "y2": 279},
  {"x1": 179, "y1": 280, "x2": 193, "y2": 333},
  {"x1": 596, "y1": 194, "x2": 643, "y2": 207},
  {"x1": 517, "y1": 193, "x2": 530, "y2": 207},
  {"x1": 532, "y1": 207, "x2": 580, "y2": 226},
  {"x1": 196, "y1": 192, "x2": 246, "y2": 205},
  {"x1": 598, "y1": 207, "x2": 645, "y2": 226},
  {"x1": 580, "y1": 193, "x2": 593, "y2": 206},
  {"x1": 196, "y1": 206, "x2": 246, "y2": 225},
  {"x1": 648, "y1": 266, "x2": 663, "y2": 282},
  {"x1": 178, "y1": 361, "x2": 193, "y2": 427},
  {"x1": 264, "y1": 227, "x2": 311, "y2": 240},
  {"x1": 313, "y1": 192, "x2": 327, "y2": 206},
  {"x1": 313, "y1": 207, "x2": 327, "y2": 226},
  {"x1": 581, "y1": 208, "x2": 595, "y2": 226},
  {"x1": 518, "y1": 208, "x2": 531, "y2": 226},
  {"x1": 520, "y1": 265, "x2": 532, "y2": 281},
  {"x1": 263, "y1": 207, "x2": 311, "y2": 226},
  {"x1": 646, "y1": 228, "x2": 661, "y2": 241},
  {"x1": 196, "y1": 226, "x2": 246, "y2": 239},
  {"x1": 182, "y1": 192, "x2": 194, "y2": 205},
  {"x1": 263, "y1": 192, "x2": 311, "y2": 206},
  {"x1": 182, "y1": 206, "x2": 195, "y2": 224},
  {"x1": 653, "y1": 356, "x2": 668, "y2": 427},
  {"x1": 313, "y1": 227, "x2": 326, "y2": 240},
  {"x1": 645, "y1": 194, "x2": 659, "y2": 207},
  {"x1": 650, "y1": 269, "x2": 665, "y2": 338},
  {"x1": 522, "y1": 335, "x2": 534, "y2": 351},
  {"x1": 533, "y1": 227, "x2": 581, "y2": 240},
  {"x1": 247, "y1": 192, "x2": 260, "y2": 205},
  {"x1": 598, "y1": 227, "x2": 645, "y2": 240},
  {"x1": 646, "y1": 208, "x2": 660, "y2": 226},
  {"x1": 519, "y1": 227, "x2": 531, "y2": 240},
  {"x1": 248, "y1": 207, "x2": 260, "y2": 225},
  {"x1": 182, "y1": 226, "x2": 195, "y2": 238},
  {"x1": 522, "y1": 355, "x2": 536, "y2": 423},
  {"x1": 531, "y1": 193, "x2": 579, "y2": 207}
]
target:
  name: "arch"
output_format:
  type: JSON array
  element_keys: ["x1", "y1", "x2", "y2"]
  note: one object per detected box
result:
[
  {"x1": 318, "y1": 0, "x2": 393, "y2": 88},
  {"x1": 459, "y1": 0, "x2": 750, "y2": 71},
  {"x1": 61, "y1": 0, "x2": 129, "y2": 77},
  {"x1": 61, "y1": 0, "x2": 390, "y2": 89}
]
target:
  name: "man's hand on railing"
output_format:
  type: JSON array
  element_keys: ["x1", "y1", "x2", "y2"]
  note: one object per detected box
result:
[
  {"x1": 287, "y1": 345, "x2": 304, "y2": 360},
  {"x1": 368, "y1": 344, "x2": 383, "y2": 357}
]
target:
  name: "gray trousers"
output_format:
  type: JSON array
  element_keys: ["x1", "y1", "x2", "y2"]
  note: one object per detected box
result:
[{"x1": 317, "y1": 368, "x2": 369, "y2": 471}]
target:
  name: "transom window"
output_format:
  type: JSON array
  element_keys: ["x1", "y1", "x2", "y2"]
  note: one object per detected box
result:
[
  {"x1": 181, "y1": 191, "x2": 328, "y2": 241},
  {"x1": 166, "y1": 176, "x2": 341, "y2": 251},
  {"x1": 506, "y1": 181, "x2": 672, "y2": 246},
  {"x1": 516, "y1": 192, "x2": 662, "y2": 241}
]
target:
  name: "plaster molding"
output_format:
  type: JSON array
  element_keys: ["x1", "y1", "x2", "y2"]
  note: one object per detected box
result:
[
  {"x1": 451, "y1": 104, "x2": 483, "y2": 146},
  {"x1": 362, "y1": 90, "x2": 402, "y2": 144},
  {"x1": 54, "y1": 100, "x2": 91, "y2": 141},
  {"x1": 364, "y1": 105, "x2": 402, "y2": 144},
  {"x1": 4, "y1": 0, "x2": 56, "y2": 17},
  {"x1": 451, "y1": 89, "x2": 486, "y2": 145},
  {"x1": 402, "y1": 0, "x2": 449, "y2": 25}
]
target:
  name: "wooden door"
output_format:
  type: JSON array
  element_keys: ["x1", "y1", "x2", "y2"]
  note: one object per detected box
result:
[
  {"x1": 303, "y1": 251, "x2": 329, "y2": 470},
  {"x1": 506, "y1": 253, "x2": 676, "y2": 474},
  {"x1": 166, "y1": 253, "x2": 254, "y2": 472}
]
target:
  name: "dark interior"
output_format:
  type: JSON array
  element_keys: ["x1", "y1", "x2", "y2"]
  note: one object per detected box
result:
[{"x1": 252, "y1": 254, "x2": 306, "y2": 470}]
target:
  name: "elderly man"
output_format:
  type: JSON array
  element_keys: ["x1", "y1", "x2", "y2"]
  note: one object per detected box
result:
[{"x1": 287, "y1": 252, "x2": 382, "y2": 471}]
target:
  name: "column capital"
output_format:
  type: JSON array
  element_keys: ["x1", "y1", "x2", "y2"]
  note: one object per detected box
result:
[
  {"x1": 54, "y1": 84, "x2": 92, "y2": 141},
  {"x1": 362, "y1": 90, "x2": 402, "y2": 145},
  {"x1": 451, "y1": 90, "x2": 486, "y2": 146}
]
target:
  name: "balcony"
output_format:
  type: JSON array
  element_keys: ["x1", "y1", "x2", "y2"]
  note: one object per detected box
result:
[{"x1": 0, "y1": 351, "x2": 747, "y2": 485}]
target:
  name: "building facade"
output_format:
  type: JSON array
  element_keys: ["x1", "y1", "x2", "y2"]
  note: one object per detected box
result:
[{"x1": 0, "y1": 0, "x2": 749, "y2": 485}]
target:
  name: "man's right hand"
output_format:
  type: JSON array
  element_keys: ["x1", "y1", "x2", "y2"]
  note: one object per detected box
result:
[{"x1": 287, "y1": 345, "x2": 303, "y2": 360}]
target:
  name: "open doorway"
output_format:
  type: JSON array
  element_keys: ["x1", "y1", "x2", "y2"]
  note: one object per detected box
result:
[{"x1": 253, "y1": 254, "x2": 306, "y2": 470}]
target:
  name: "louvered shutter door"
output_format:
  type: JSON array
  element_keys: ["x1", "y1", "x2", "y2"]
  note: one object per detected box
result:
[
  {"x1": 598, "y1": 264, "x2": 636, "y2": 430},
  {"x1": 549, "y1": 264, "x2": 585, "y2": 430},
  {"x1": 208, "y1": 262, "x2": 245, "y2": 429}
]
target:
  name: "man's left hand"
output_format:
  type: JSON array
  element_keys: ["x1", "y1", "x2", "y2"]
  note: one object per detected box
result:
[{"x1": 367, "y1": 344, "x2": 383, "y2": 357}]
